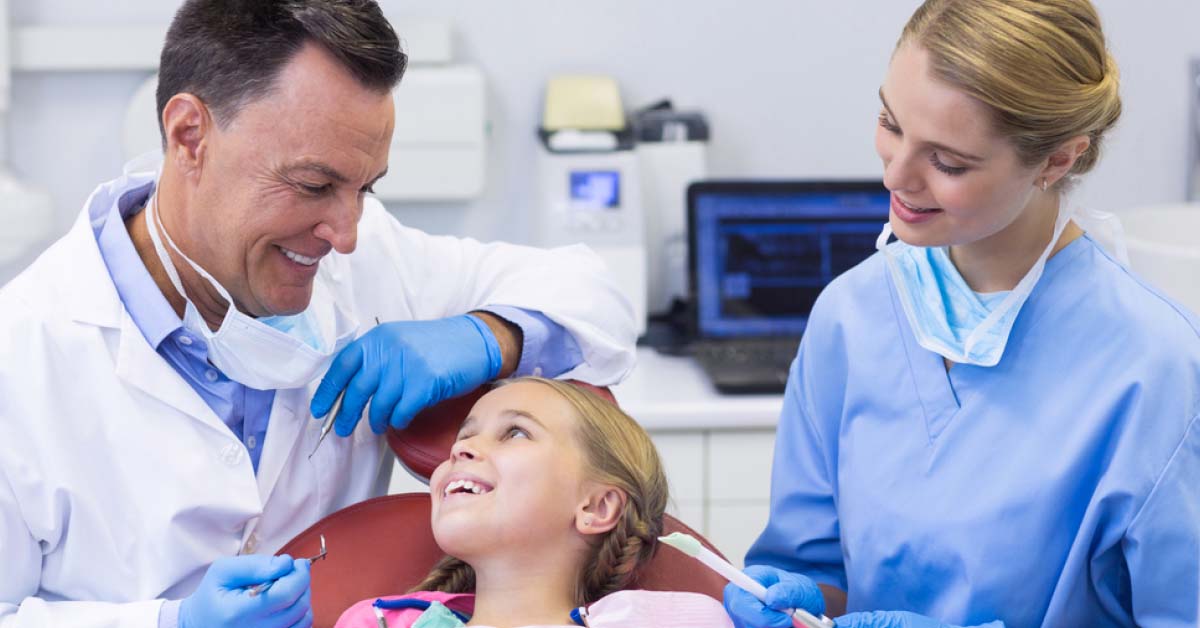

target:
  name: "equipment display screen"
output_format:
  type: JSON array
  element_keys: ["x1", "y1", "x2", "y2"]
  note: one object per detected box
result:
[
  {"x1": 694, "y1": 191, "x2": 889, "y2": 337},
  {"x1": 569, "y1": 170, "x2": 620, "y2": 209}
]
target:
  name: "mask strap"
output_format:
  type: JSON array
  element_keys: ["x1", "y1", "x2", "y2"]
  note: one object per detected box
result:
[
  {"x1": 146, "y1": 187, "x2": 238, "y2": 309},
  {"x1": 962, "y1": 206, "x2": 1075, "y2": 354},
  {"x1": 144, "y1": 190, "x2": 190, "y2": 303},
  {"x1": 875, "y1": 222, "x2": 895, "y2": 251},
  {"x1": 1079, "y1": 207, "x2": 1131, "y2": 267}
]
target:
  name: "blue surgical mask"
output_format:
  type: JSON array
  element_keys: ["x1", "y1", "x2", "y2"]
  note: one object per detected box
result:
[{"x1": 876, "y1": 206, "x2": 1074, "y2": 367}]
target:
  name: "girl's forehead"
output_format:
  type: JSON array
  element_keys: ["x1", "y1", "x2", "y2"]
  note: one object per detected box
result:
[{"x1": 468, "y1": 383, "x2": 579, "y2": 432}]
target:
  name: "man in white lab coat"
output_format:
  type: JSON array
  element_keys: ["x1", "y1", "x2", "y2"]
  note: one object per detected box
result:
[{"x1": 0, "y1": 2, "x2": 635, "y2": 627}]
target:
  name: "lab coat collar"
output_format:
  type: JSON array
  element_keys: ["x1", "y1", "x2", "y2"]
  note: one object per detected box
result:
[
  {"x1": 66, "y1": 172, "x2": 313, "y2": 505},
  {"x1": 54, "y1": 171, "x2": 160, "y2": 330},
  {"x1": 55, "y1": 175, "x2": 232, "y2": 437}
]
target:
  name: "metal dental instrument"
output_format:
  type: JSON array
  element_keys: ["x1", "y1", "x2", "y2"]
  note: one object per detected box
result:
[
  {"x1": 309, "y1": 317, "x2": 380, "y2": 460},
  {"x1": 246, "y1": 534, "x2": 327, "y2": 597},
  {"x1": 308, "y1": 390, "x2": 344, "y2": 460}
]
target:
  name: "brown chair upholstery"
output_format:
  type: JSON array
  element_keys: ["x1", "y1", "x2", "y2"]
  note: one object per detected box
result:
[{"x1": 280, "y1": 384, "x2": 728, "y2": 628}]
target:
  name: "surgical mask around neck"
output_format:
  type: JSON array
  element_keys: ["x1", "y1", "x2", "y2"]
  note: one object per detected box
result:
[
  {"x1": 876, "y1": 205, "x2": 1075, "y2": 367},
  {"x1": 143, "y1": 185, "x2": 356, "y2": 389}
]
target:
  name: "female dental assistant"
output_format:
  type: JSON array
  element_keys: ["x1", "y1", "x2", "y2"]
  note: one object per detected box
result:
[{"x1": 724, "y1": 1, "x2": 1200, "y2": 627}]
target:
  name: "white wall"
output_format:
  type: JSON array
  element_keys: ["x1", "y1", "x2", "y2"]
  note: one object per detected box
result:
[{"x1": 5, "y1": 1, "x2": 1199, "y2": 262}]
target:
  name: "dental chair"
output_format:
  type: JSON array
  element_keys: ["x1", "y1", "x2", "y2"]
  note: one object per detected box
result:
[{"x1": 278, "y1": 384, "x2": 730, "y2": 628}]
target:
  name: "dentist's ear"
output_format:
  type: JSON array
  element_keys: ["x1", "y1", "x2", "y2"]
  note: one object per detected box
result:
[
  {"x1": 160, "y1": 92, "x2": 212, "y2": 181},
  {"x1": 575, "y1": 485, "x2": 626, "y2": 535}
]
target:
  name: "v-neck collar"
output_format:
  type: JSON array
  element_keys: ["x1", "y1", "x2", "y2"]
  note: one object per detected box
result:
[{"x1": 885, "y1": 234, "x2": 1094, "y2": 444}]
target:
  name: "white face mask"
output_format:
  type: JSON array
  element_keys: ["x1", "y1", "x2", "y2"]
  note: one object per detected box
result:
[
  {"x1": 144, "y1": 184, "x2": 357, "y2": 390},
  {"x1": 876, "y1": 205, "x2": 1075, "y2": 367}
]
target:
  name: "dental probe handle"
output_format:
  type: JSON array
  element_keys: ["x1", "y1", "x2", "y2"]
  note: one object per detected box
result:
[{"x1": 695, "y1": 547, "x2": 833, "y2": 628}]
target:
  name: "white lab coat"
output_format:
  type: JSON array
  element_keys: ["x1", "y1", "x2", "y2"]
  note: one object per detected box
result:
[{"x1": 0, "y1": 172, "x2": 636, "y2": 627}]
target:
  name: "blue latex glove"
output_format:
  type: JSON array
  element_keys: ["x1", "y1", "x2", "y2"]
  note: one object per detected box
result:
[
  {"x1": 310, "y1": 314, "x2": 503, "y2": 436},
  {"x1": 835, "y1": 612, "x2": 1004, "y2": 628},
  {"x1": 723, "y1": 565, "x2": 826, "y2": 628},
  {"x1": 179, "y1": 555, "x2": 312, "y2": 628}
]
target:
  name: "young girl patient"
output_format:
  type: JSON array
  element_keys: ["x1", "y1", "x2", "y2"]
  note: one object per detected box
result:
[{"x1": 335, "y1": 376, "x2": 732, "y2": 628}]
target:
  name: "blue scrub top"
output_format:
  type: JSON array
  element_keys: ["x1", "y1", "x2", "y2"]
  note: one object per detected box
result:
[{"x1": 747, "y1": 234, "x2": 1200, "y2": 628}]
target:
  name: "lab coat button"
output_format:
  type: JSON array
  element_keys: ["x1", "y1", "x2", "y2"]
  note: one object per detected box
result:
[{"x1": 243, "y1": 534, "x2": 258, "y2": 554}]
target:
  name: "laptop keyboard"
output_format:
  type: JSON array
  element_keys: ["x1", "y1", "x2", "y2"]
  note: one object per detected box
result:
[{"x1": 692, "y1": 339, "x2": 799, "y2": 368}]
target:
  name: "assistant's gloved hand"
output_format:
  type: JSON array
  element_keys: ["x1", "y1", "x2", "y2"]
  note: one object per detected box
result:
[
  {"x1": 835, "y1": 611, "x2": 1004, "y2": 628},
  {"x1": 311, "y1": 314, "x2": 503, "y2": 436},
  {"x1": 179, "y1": 555, "x2": 312, "y2": 628},
  {"x1": 723, "y1": 565, "x2": 826, "y2": 628}
]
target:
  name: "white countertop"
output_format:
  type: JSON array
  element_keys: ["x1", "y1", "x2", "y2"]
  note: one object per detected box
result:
[{"x1": 610, "y1": 347, "x2": 785, "y2": 431}]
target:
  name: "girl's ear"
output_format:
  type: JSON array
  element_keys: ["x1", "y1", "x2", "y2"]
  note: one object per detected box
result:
[{"x1": 575, "y1": 485, "x2": 626, "y2": 536}]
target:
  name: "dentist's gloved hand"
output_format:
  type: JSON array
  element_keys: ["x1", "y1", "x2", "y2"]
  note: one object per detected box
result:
[
  {"x1": 835, "y1": 612, "x2": 1004, "y2": 628},
  {"x1": 311, "y1": 314, "x2": 503, "y2": 436},
  {"x1": 179, "y1": 555, "x2": 312, "y2": 628},
  {"x1": 723, "y1": 565, "x2": 826, "y2": 628}
]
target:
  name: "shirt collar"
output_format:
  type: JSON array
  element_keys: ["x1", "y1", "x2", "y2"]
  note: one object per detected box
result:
[{"x1": 95, "y1": 181, "x2": 185, "y2": 349}]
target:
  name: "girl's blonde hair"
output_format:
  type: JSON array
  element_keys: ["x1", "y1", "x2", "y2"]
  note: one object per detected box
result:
[
  {"x1": 412, "y1": 377, "x2": 669, "y2": 606},
  {"x1": 900, "y1": 0, "x2": 1121, "y2": 182}
]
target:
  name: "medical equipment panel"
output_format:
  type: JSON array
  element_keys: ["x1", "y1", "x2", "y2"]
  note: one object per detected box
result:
[{"x1": 535, "y1": 76, "x2": 647, "y2": 335}]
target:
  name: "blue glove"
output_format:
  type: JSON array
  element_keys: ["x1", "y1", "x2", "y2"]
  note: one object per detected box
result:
[
  {"x1": 179, "y1": 555, "x2": 312, "y2": 628},
  {"x1": 723, "y1": 565, "x2": 826, "y2": 628},
  {"x1": 835, "y1": 612, "x2": 1004, "y2": 628},
  {"x1": 310, "y1": 314, "x2": 504, "y2": 436}
]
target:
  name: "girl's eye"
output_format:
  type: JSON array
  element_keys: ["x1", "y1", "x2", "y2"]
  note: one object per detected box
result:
[
  {"x1": 929, "y1": 153, "x2": 968, "y2": 176},
  {"x1": 504, "y1": 426, "x2": 530, "y2": 440},
  {"x1": 878, "y1": 112, "x2": 901, "y2": 135}
]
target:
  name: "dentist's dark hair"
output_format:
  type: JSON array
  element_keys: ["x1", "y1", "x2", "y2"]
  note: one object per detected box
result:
[{"x1": 156, "y1": 0, "x2": 406, "y2": 145}]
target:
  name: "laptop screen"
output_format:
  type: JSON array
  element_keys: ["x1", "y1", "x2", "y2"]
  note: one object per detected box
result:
[{"x1": 689, "y1": 181, "x2": 890, "y2": 339}]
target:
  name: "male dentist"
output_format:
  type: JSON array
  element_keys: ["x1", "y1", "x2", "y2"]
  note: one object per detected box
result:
[{"x1": 0, "y1": 1, "x2": 635, "y2": 627}]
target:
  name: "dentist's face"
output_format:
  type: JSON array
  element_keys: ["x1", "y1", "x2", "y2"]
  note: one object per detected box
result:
[
  {"x1": 875, "y1": 43, "x2": 1041, "y2": 248},
  {"x1": 180, "y1": 42, "x2": 394, "y2": 316}
]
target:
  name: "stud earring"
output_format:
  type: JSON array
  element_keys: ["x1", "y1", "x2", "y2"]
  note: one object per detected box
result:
[
  {"x1": 1041, "y1": 178, "x2": 1049, "y2": 192},
  {"x1": 584, "y1": 516, "x2": 593, "y2": 527}
]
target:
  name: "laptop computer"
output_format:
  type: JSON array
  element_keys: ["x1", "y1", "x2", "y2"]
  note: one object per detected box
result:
[{"x1": 687, "y1": 180, "x2": 890, "y2": 394}]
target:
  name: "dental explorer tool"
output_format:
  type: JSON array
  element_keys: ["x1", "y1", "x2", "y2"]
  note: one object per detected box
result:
[
  {"x1": 247, "y1": 534, "x2": 327, "y2": 597},
  {"x1": 309, "y1": 317, "x2": 381, "y2": 460}
]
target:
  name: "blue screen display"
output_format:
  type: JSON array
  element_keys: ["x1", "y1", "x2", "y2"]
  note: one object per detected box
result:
[
  {"x1": 569, "y1": 170, "x2": 621, "y2": 209},
  {"x1": 695, "y1": 191, "x2": 889, "y2": 337}
]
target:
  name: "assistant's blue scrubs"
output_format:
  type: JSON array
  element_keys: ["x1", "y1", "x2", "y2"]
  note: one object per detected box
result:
[{"x1": 747, "y1": 234, "x2": 1200, "y2": 627}]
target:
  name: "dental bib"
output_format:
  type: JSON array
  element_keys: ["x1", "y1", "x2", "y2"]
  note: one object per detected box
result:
[{"x1": 144, "y1": 185, "x2": 358, "y2": 390}]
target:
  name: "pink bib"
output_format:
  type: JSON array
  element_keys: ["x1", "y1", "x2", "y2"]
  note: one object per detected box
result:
[
  {"x1": 334, "y1": 591, "x2": 475, "y2": 628},
  {"x1": 335, "y1": 589, "x2": 733, "y2": 628}
]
